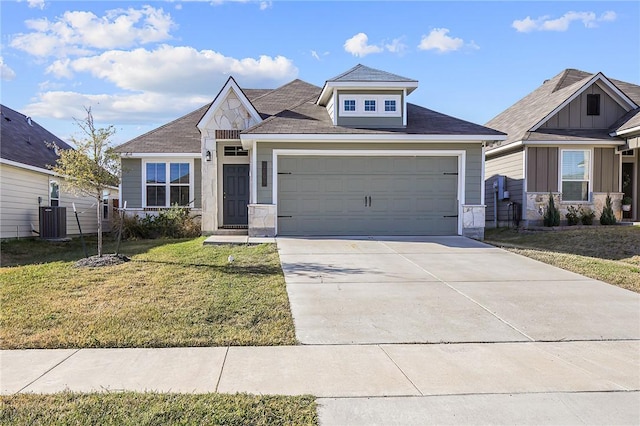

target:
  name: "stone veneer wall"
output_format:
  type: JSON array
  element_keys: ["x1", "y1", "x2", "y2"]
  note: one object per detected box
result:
[
  {"x1": 248, "y1": 204, "x2": 276, "y2": 237},
  {"x1": 213, "y1": 92, "x2": 257, "y2": 130},
  {"x1": 462, "y1": 205, "x2": 485, "y2": 240},
  {"x1": 525, "y1": 192, "x2": 624, "y2": 226}
]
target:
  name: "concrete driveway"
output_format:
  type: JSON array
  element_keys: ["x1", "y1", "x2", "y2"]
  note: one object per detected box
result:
[{"x1": 277, "y1": 236, "x2": 640, "y2": 345}]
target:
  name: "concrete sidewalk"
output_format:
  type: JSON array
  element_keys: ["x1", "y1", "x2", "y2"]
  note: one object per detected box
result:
[{"x1": 2, "y1": 341, "x2": 638, "y2": 396}]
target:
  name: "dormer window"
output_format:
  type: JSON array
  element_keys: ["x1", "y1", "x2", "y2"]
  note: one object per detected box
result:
[
  {"x1": 587, "y1": 94, "x2": 600, "y2": 116},
  {"x1": 385, "y1": 100, "x2": 396, "y2": 112},
  {"x1": 344, "y1": 100, "x2": 356, "y2": 112},
  {"x1": 364, "y1": 100, "x2": 376, "y2": 112}
]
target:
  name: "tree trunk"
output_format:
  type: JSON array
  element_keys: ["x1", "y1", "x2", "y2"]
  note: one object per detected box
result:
[{"x1": 97, "y1": 193, "x2": 103, "y2": 257}]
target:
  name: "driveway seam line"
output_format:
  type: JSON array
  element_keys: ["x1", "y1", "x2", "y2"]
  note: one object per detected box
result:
[
  {"x1": 17, "y1": 348, "x2": 81, "y2": 394},
  {"x1": 214, "y1": 346, "x2": 230, "y2": 393},
  {"x1": 378, "y1": 345, "x2": 423, "y2": 396},
  {"x1": 379, "y1": 241, "x2": 536, "y2": 342}
]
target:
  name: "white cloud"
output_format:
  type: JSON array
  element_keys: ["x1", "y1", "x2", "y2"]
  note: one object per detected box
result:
[
  {"x1": 512, "y1": 11, "x2": 617, "y2": 32},
  {"x1": 344, "y1": 33, "x2": 384, "y2": 57},
  {"x1": 0, "y1": 57, "x2": 17, "y2": 81},
  {"x1": 46, "y1": 45, "x2": 297, "y2": 94},
  {"x1": 10, "y1": 6, "x2": 176, "y2": 57},
  {"x1": 311, "y1": 50, "x2": 320, "y2": 60},
  {"x1": 385, "y1": 37, "x2": 407, "y2": 55},
  {"x1": 418, "y1": 28, "x2": 466, "y2": 53},
  {"x1": 27, "y1": 0, "x2": 45, "y2": 9},
  {"x1": 259, "y1": 1, "x2": 272, "y2": 10},
  {"x1": 175, "y1": 3, "x2": 183, "y2": 10}
]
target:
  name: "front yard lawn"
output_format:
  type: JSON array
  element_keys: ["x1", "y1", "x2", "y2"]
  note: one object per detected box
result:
[
  {"x1": 485, "y1": 226, "x2": 640, "y2": 293},
  {"x1": 0, "y1": 392, "x2": 317, "y2": 426},
  {"x1": 0, "y1": 237, "x2": 296, "y2": 349}
]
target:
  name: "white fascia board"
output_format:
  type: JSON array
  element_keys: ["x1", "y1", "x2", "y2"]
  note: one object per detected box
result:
[
  {"x1": 317, "y1": 81, "x2": 419, "y2": 105},
  {"x1": 0, "y1": 158, "x2": 58, "y2": 176},
  {"x1": 525, "y1": 140, "x2": 621, "y2": 146},
  {"x1": 530, "y1": 73, "x2": 638, "y2": 132},
  {"x1": 119, "y1": 153, "x2": 200, "y2": 158},
  {"x1": 610, "y1": 125, "x2": 640, "y2": 137},
  {"x1": 196, "y1": 77, "x2": 262, "y2": 131},
  {"x1": 240, "y1": 133, "x2": 506, "y2": 143}
]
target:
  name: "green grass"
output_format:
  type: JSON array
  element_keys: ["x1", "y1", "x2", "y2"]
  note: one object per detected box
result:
[
  {"x1": 0, "y1": 392, "x2": 317, "y2": 426},
  {"x1": 485, "y1": 226, "x2": 640, "y2": 293},
  {"x1": 0, "y1": 237, "x2": 297, "y2": 349}
]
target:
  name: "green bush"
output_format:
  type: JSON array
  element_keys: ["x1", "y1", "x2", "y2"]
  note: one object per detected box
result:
[
  {"x1": 565, "y1": 206, "x2": 580, "y2": 226},
  {"x1": 543, "y1": 193, "x2": 560, "y2": 227},
  {"x1": 115, "y1": 205, "x2": 201, "y2": 239},
  {"x1": 599, "y1": 194, "x2": 617, "y2": 225},
  {"x1": 580, "y1": 208, "x2": 595, "y2": 225}
]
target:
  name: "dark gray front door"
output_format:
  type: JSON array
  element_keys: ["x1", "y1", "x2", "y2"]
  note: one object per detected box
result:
[{"x1": 223, "y1": 164, "x2": 249, "y2": 225}]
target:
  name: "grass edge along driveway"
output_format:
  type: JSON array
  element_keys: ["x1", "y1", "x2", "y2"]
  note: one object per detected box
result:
[{"x1": 0, "y1": 237, "x2": 297, "y2": 349}]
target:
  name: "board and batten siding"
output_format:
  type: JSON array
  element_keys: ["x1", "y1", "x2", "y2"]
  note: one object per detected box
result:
[
  {"x1": 527, "y1": 147, "x2": 559, "y2": 192},
  {"x1": 121, "y1": 158, "x2": 142, "y2": 208},
  {"x1": 540, "y1": 84, "x2": 626, "y2": 129},
  {"x1": 0, "y1": 163, "x2": 103, "y2": 239},
  {"x1": 256, "y1": 142, "x2": 483, "y2": 205},
  {"x1": 484, "y1": 148, "x2": 524, "y2": 224},
  {"x1": 593, "y1": 148, "x2": 620, "y2": 193}
]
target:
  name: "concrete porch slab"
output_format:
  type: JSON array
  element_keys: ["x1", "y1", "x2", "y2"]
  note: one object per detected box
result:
[
  {"x1": 287, "y1": 282, "x2": 528, "y2": 344},
  {"x1": 203, "y1": 235, "x2": 275, "y2": 245},
  {"x1": 0, "y1": 349, "x2": 77, "y2": 394},
  {"x1": 216, "y1": 345, "x2": 419, "y2": 397},
  {"x1": 20, "y1": 347, "x2": 227, "y2": 394}
]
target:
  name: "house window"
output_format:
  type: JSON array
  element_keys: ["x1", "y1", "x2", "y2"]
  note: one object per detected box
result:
[
  {"x1": 49, "y1": 180, "x2": 59, "y2": 207},
  {"x1": 561, "y1": 150, "x2": 590, "y2": 201},
  {"x1": 364, "y1": 100, "x2": 376, "y2": 112},
  {"x1": 587, "y1": 94, "x2": 600, "y2": 116},
  {"x1": 224, "y1": 146, "x2": 248, "y2": 156},
  {"x1": 384, "y1": 100, "x2": 396, "y2": 112},
  {"x1": 344, "y1": 100, "x2": 356, "y2": 112},
  {"x1": 145, "y1": 162, "x2": 191, "y2": 207}
]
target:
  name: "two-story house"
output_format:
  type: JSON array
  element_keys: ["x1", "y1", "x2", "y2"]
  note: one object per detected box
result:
[{"x1": 115, "y1": 64, "x2": 505, "y2": 239}]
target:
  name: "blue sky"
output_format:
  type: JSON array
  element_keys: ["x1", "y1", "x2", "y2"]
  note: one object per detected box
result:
[{"x1": 1, "y1": 1, "x2": 638, "y2": 145}]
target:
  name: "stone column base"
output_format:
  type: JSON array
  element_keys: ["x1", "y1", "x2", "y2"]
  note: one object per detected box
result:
[
  {"x1": 462, "y1": 205, "x2": 485, "y2": 240},
  {"x1": 248, "y1": 204, "x2": 276, "y2": 237}
]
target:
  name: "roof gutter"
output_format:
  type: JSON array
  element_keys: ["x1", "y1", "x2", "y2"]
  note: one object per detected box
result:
[{"x1": 609, "y1": 125, "x2": 640, "y2": 138}]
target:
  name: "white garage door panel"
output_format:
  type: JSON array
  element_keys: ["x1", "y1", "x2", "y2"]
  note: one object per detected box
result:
[{"x1": 278, "y1": 156, "x2": 459, "y2": 236}]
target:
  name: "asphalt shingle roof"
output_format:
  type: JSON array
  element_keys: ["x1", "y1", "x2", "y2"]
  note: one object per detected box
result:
[
  {"x1": 1, "y1": 104, "x2": 73, "y2": 170},
  {"x1": 486, "y1": 69, "x2": 640, "y2": 149},
  {"x1": 327, "y1": 64, "x2": 416, "y2": 83}
]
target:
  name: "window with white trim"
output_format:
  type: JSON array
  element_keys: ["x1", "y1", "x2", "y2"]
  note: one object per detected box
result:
[
  {"x1": 561, "y1": 150, "x2": 590, "y2": 201},
  {"x1": 364, "y1": 100, "x2": 376, "y2": 112},
  {"x1": 49, "y1": 180, "x2": 59, "y2": 206},
  {"x1": 343, "y1": 99, "x2": 355, "y2": 111},
  {"x1": 384, "y1": 100, "x2": 396, "y2": 112},
  {"x1": 145, "y1": 162, "x2": 191, "y2": 207}
]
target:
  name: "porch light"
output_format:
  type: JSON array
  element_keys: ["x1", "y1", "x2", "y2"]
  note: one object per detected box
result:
[{"x1": 205, "y1": 150, "x2": 211, "y2": 162}]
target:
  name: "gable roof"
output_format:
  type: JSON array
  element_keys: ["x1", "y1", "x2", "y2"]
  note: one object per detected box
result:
[
  {"x1": 0, "y1": 104, "x2": 73, "y2": 171},
  {"x1": 251, "y1": 79, "x2": 321, "y2": 118},
  {"x1": 486, "y1": 69, "x2": 640, "y2": 149},
  {"x1": 327, "y1": 64, "x2": 417, "y2": 83}
]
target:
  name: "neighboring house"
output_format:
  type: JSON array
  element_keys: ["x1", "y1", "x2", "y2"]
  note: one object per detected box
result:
[
  {"x1": 115, "y1": 64, "x2": 505, "y2": 239},
  {"x1": 0, "y1": 104, "x2": 118, "y2": 239},
  {"x1": 485, "y1": 69, "x2": 640, "y2": 226}
]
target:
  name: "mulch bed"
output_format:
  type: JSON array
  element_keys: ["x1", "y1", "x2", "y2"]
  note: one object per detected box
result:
[{"x1": 74, "y1": 254, "x2": 130, "y2": 268}]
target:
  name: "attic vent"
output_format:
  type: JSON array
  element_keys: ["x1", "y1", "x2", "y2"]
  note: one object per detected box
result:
[
  {"x1": 26, "y1": 116, "x2": 33, "y2": 126},
  {"x1": 2, "y1": 113, "x2": 10, "y2": 122}
]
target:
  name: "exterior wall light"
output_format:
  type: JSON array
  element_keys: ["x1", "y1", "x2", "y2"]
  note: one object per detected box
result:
[{"x1": 205, "y1": 150, "x2": 212, "y2": 162}]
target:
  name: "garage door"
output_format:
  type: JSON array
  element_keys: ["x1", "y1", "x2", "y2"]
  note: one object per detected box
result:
[{"x1": 277, "y1": 156, "x2": 459, "y2": 236}]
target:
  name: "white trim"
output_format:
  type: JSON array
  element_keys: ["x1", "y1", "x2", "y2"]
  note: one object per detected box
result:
[
  {"x1": 525, "y1": 140, "x2": 621, "y2": 146},
  {"x1": 197, "y1": 76, "x2": 262, "y2": 131},
  {"x1": 251, "y1": 140, "x2": 257, "y2": 204},
  {"x1": 0, "y1": 158, "x2": 59, "y2": 176},
  {"x1": 120, "y1": 153, "x2": 199, "y2": 158},
  {"x1": 402, "y1": 88, "x2": 407, "y2": 127},
  {"x1": 486, "y1": 141, "x2": 523, "y2": 157},
  {"x1": 331, "y1": 88, "x2": 337, "y2": 125},
  {"x1": 530, "y1": 73, "x2": 637, "y2": 132},
  {"x1": 559, "y1": 148, "x2": 593, "y2": 202},
  {"x1": 338, "y1": 94, "x2": 402, "y2": 118},
  {"x1": 141, "y1": 158, "x2": 195, "y2": 208},
  {"x1": 241, "y1": 133, "x2": 504, "y2": 145},
  {"x1": 271, "y1": 149, "x2": 467, "y2": 236},
  {"x1": 480, "y1": 144, "x2": 486, "y2": 206},
  {"x1": 522, "y1": 146, "x2": 528, "y2": 197},
  {"x1": 317, "y1": 81, "x2": 418, "y2": 105},
  {"x1": 610, "y1": 124, "x2": 640, "y2": 137}
]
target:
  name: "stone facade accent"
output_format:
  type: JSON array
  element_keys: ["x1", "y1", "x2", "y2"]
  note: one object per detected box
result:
[
  {"x1": 212, "y1": 92, "x2": 257, "y2": 130},
  {"x1": 525, "y1": 192, "x2": 624, "y2": 226},
  {"x1": 201, "y1": 137, "x2": 217, "y2": 233},
  {"x1": 248, "y1": 204, "x2": 276, "y2": 237},
  {"x1": 461, "y1": 204, "x2": 485, "y2": 240}
]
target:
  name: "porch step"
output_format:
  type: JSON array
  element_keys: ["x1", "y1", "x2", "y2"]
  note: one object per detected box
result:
[{"x1": 208, "y1": 228, "x2": 249, "y2": 236}]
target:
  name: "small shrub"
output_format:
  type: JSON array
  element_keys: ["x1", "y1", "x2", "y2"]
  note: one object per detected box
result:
[
  {"x1": 565, "y1": 206, "x2": 580, "y2": 226},
  {"x1": 599, "y1": 194, "x2": 617, "y2": 225},
  {"x1": 543, "y1": 193, "x2": 560, "y2": 227},
  {"x1": 580, "y1": 208, "x2": 595, "y2": 225},
  {"x1": 115, "y1": 205, "x2": 201, "y2": 239}
]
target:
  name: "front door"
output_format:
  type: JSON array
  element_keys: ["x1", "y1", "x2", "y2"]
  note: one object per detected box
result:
[{"x1": 223, "y1": 164, "x2": 249, "y2": 225}]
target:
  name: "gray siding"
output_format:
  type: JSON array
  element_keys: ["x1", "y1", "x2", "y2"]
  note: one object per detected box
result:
[
  {"x1": 121, "y1": 158, "x2": 142, "y2": 208},
  {"x1": 541, "y1": 84, "x2": 626, "y2": 129},
  {"x1": 593, "y1": 148, "x2": 620, "y2": 193},
  {"x1": 256, "y1": 142, "x2": 482, "y2": 205},
  {"x1": 527, "y1": 147, "x2": 559, "y2": 192},
  {"x1": 194, "y1": 158, "x2": 202, "y2": 208},
  {"x1": 485, "y1": 149, "x2": 524, "y2": 224}
]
